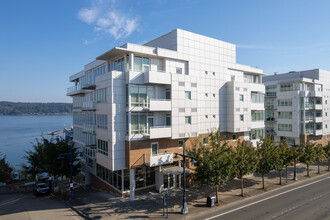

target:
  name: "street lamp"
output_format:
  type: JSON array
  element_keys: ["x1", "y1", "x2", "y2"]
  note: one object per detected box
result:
[
  {"x1": 174, "y1": 145, "x2": 197, "y2": 215},
  {"x1": 57, "y1": 144, "x2": 74, "y2": 200},
  {"x1": 292, "y1": 141, "x2": 298, "y2": 181}
]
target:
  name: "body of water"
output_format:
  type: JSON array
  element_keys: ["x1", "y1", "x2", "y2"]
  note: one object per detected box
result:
[{"x1": 0, "y1": 115, "x2": 72, "y2": 168}]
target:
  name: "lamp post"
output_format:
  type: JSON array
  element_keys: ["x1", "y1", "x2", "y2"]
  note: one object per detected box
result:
[
  {"x1": 293, "y1": 142, "x2": 298, "y2": 181},
  {"x1": 174, "y1": 146, "x2": 196, "y2": 215},
  {"x1": 57, "y1": 144, "x2": 73, "y2": 200}
]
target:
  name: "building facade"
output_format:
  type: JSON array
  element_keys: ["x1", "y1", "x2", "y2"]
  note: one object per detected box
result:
[
  {"x1": 67, "y1": 29, "x2": 265, "y2": 197},
  {"x1": 263, "y1": 69, "x2": 330, "y2": 146}
]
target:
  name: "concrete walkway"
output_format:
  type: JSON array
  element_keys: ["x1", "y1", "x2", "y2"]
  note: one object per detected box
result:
[{"x1": 62, "y1": 163, "x2": 330, "y2": 219}]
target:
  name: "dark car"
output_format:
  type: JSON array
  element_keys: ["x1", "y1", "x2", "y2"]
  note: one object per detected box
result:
[{"x1": 34, "y1": 183, "x2": 50, "y2": 196}]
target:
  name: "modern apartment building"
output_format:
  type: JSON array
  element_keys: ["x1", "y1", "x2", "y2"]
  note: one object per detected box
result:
[
  {"x1": 263, "y1": 69, "x2": 330, "y2": 146},
  {"x1": 67, "y1": 29, "x2": 265, "y2": 197}
]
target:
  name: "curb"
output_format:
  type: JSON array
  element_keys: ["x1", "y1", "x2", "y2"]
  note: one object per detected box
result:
[{"x1": 52, "y1": 194, "x2": 92, "y2": 220}]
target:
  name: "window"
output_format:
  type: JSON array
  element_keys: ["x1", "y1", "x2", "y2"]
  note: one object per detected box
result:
[
  {"x1": 130, "y1": 112, "x2": 147, "y2": 135},
  {"x1": 280, "y1": 83, "x2": 299, "y2": 92},
  {"x1": 251, "y1": 110, "x2": 264, "y2": 121},
  {"x1": 213, "y1": 94, "x2": 215, "y2": 97},
  {"x1": 250, "y1": 129, "x2": 264, "y2": 140},
  {"x1": 185, "y1": 91, "x2": 191, "y2": 100},
  {"x1": 278, "y1": 112, "x2": 292, "y2": 119},
  {"x1": 213, "y1": 115, "x2": 215, "y2": 118},
  {"x1": 278, "y1": 124, "x2": 292, "y2": 132},
  {"x1": 185, "y1": 116, "x2": 191, "y2": 124},
  {"x1": 176, "y1": 67, "x2": 182, "y2": 74},
  {"x1": 205, "y1": 115, "x2": 208, "y2": 119},
  {"x1": 236, "y1": 87, "x2": 240, "y2": 91},
  {"x1": 191, "y1": 83, "x2": 197, "y2": 87},
  {"x1": 178, "y1": 140, "x2": 184, "y2": 149},
  {"x1": 278, "y1": 99, "x2": 292, "y2": 106},
  {"x1": 151, "y1": 142, "x2": 158, "y2": 156},
  {"x1": 239, "y1": 94, "x2": 244, "y2": 101},
  {"x1": 243, "y1": 88, "x2": 248, "y2": 91},
  {"x1": 143, "y1": 57, "x2": 149, "y2": 71},
  {"x1": 240, "y1": 114, "x2": 244, "y2": 121},
  {"x1": 96, "y1": 88, "x2": 107, "y2": 103},
  {"x1": 97, "y1": 139, "x2": 108, "y2": 156},
  {"x1": 96, "y1": 114, "x2": 108, "y2": 129},
  {"x1": 179, "y1": 82, "x2": 185, "y2": 86},
  {"x1": 166, "y1": 89, "x2": 171, "y2": 99},
  {"x1": 236, "y1": 108, "x2": 240, "y2": 112},
  {"x1": 205, "y1": 93, "x2": 208, "y2": 97},
  {"x1": 251, "y1": 92, "x2": 264, "y2": 103},
  {"x1": 205, "y1": 71, "x2": 208, "y2": 75},
  {"x1": 213, "y1": 72, "x2": 215, "y2": 75},
  {"x1": 166, "y1": 114, "x2": 171, "y2": 126},
  {"x1": 203, "y1": 137, "x2": 208, "y2": 145},
  {"x1": 131, "y1": 85, "x2": 151, "y2": 107},
  {"x1": 233, "y1": 134, "x2": 237, "y2": 140},
  {"x1": 231, "y1": 75, "x2": 235, "y2": 81},
  {"x1": 134, "y1": 56, "x2": 142, "y2": 72}
]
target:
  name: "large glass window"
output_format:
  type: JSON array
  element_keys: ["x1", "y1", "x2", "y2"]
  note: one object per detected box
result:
[
  {"x1": 278, "y1": 124, "x2": 292, "y2": 131},
  {"x1": 96, "y1": 114, "x2": 108, "y2": 129},
  {"x1": 130, "y1": 85, "x2": 153, "y2": 107},
  {"x1": 278, "y1": 111, "x2": 292, "y2": 119},
  {"x1": 134, "y1": 56, "x2": 142, "y2": 72},
  {"x1": 251, "y1": 92, "x2": 264, "y2": 103},
  {"x1": 280, "y1": 83, "x2": 299, "y2": 92},
  {"x1": 131, "y1": 113, "x2": 148, "y2": 134},
  {"x1": 278, "y1": 99, "x2": 292, "y2": 106},
  {"x1": 250, "y1": 129, "x2": 264, "y2": 140},
  {"x1": 97, "y1": 139, "x2": 108, "y2": 156},
  {"x1": 143, "y1": 58, "x2": 149, "y2": 72},
  {"x1": 96, "y1": 88, "x2": 107, "y2": 103},
  {"x1": 251, "y1": 110, "x2": 264, "y2": 121}
]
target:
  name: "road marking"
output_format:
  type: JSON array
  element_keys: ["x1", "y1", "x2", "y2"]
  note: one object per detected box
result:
[{"x1": 205, "y1": 176, "x2": 330, "y2": 220}]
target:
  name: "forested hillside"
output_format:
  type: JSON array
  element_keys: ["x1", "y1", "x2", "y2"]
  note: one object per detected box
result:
[{"x1": 0, "y1": 101, "x2": 72, "y2": 115}]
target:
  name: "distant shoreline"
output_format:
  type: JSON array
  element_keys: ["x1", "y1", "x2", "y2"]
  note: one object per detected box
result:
[{"x1": 0, "y1": 113, "x2": 72, "y2": 116}]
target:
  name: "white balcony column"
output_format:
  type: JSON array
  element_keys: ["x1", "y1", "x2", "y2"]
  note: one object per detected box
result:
[
  {"x1": 130, "y1": 168, "x2": 135, "y2": 201},
  {"x1": 129, "y1": 53, "x2": 134, "y2": 71}
]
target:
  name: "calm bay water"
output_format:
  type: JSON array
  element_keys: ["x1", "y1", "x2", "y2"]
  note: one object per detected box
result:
[{"x1": 0, "y1": 115, "x2": 72, "y2": 168}]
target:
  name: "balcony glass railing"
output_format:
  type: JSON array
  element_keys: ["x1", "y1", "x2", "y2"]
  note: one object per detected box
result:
[{"x1": 67, "y1": 84, "x2": 82, "y2": 94}]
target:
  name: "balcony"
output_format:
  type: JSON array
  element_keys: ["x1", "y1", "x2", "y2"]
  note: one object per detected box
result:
[
  {"x1": 149, "y1": 152, "x2": 173, "y2": 167},
  {"x1": 265, "y1": 117, "x2": 276, "y2": 122},
  {"x1": 313, "y1": 104, "x2": 322, "y2": 110},
  {"x1": 144, "y1": 70, "x2": 171, "y2": 85},
  {"x1": 67, "y1": 84, "x2": 88, "y2": 96},
  {"x1": 82, "y1": 124, "x2": 96, "y2": 134},
  {"x1": 144, "y1": 126, "x2": 171, "y2": 139},
  {"x1": 149, "y1": 99, "x2": 171, "y2": 111},
  {"x1": 314, "y1": 129, "x2": 322, "y2": 136},
  {"x1": 81, "y1": 83, "x2": 96, "y2": 90},
  {"x1": 82, "y1": 101, "x2": 96, "y2": 111},
  {"x1": 265, "y1": 105, "x2": 277, "y2": 110},
  {"x1": 315, "y1": 116, "x2": 322, "y2": 123},
  {"x1": 265, "y1": 92, "x2": 276, "y2": 98},
  {"x1": 309, "y1": 90, "x2": 322, "y2": 97}
]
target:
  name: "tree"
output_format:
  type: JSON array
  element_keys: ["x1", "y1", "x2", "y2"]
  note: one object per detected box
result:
[
  {"x1": 0, "y1": 152, "x2": 13, "y2": 182},
  {"x1": 276, "y1": 139, "x2": 290, "y2": 185},
  {"x1": 232, "y1": 140, "x2": 257, "y2": 196},
  {"x1": 188, "y1": 128, "x2": 234, "y2": 205},
  {"x1": 256, "y1": 135, "x2": 276, "y2": 190},
  {"x1": 24, "y1": 136, "x2": 80, "y2": 179},
  {"x1": 314, "y1": 144, "x2": 325, "y2": 174},
  {"x1": 299, "y1": 142, "x2": 316, "y2": 177},
  {"x1": 323, "y1": 143, "x2": 330, "y2": 171}
]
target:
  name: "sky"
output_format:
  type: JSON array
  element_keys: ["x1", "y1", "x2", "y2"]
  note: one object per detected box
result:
[{"x1": 1, "y1": 0, "x2": 330, "y2": 103}]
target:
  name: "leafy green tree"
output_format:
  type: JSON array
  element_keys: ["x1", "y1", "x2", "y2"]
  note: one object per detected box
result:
[
  {"x1": 24, "y1": 136, "x2": 80, "y2": 178},
  {"x1": 0, "y1": 152, "x2": 13, "y2": 182},
  {"x1": 276, "y1": 139, "x2": 290, "y2": 185},
  {"x1": 256, "y1": 135, "x2": 276, "y2": 190},
  {"x1": 323, "y1": 143, "x2": 330, "y2": 171},
  {"x1": 232, "y1": 140, "x2": 257, "y2": 196},
  {"x1": 188, "y1": 129, "x2": 234, "y2": 205},
  {"x1": 314, "y1": 144, "x2": 325, "y2": 174},
  {"x1": 299, "y1": 142, "x2": 316, "y2": 177}
]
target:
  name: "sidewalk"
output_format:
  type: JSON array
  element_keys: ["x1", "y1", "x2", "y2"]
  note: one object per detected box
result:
[{"x1": 61, "y1": 163, "x2": 330, "y2": 219}]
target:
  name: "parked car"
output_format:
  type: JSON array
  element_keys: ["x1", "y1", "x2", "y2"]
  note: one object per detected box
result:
[{"x1": 34, "y1": 183, "x2": 50, "y2": 196}]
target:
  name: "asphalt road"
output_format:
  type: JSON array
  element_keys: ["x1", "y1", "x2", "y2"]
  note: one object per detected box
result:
[
  {"x1": 0, "y1": 193, "x2": 81, "y2": 220},
  {"x1": 198, "y1": 174, "x2": 330, "y2": 220}
]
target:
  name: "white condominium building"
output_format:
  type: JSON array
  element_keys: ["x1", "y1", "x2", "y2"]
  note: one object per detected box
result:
[
  {"x1": 67, "y1": 29, "x2": 265, "y2": 197},
  {"x1": 263, "y1": 69, "x2": 330, "y2": 146}
]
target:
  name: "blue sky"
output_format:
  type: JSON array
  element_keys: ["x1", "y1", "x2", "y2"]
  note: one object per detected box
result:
[{"x1": 1, "y1": 0, "x2": 330, "y2": 102}]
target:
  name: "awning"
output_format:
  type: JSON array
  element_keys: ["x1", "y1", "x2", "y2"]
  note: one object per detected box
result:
[{"x1": 160, "y1": 165, "x2": 190, "y2": 175}]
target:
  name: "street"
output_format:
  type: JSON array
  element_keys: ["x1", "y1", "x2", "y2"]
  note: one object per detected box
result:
[
  {"x1": 0, "y1": 193, "x2": 81, "y2": 220},
  {"x1": 198, "y1": 174, "x2": 330, "y2": 220}
]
